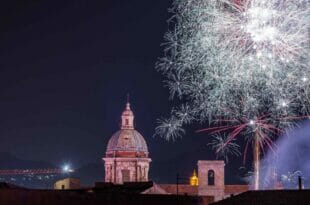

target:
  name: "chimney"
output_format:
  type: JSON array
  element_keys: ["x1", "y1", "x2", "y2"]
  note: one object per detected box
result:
[{"x1": 298, "y1": 176, "x2": 302, "y2": 190}]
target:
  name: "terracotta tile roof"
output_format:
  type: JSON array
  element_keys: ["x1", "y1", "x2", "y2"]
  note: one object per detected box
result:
[
  {"x1": 158, "y1": 184, "x2": 198, "y2": 195},
  {"x1": 224, "y1": 185, "x2": 249, "y2": 194}
]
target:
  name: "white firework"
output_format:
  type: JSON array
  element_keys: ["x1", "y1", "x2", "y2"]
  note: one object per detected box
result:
[
  {"x1": 208, "y1": 134, "x2": 241, "y2": 162},
  {"x1": 156, "y1": 0, "x2": 310, "y2": 141}
]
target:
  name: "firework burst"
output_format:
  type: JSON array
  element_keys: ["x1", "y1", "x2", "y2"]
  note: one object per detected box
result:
[
  {"x1": 208, "y1": 134, "x2": 241, "y2": 162},
  {"x1": 156, "y1": 0, "x2": 309, "y2": 189}
]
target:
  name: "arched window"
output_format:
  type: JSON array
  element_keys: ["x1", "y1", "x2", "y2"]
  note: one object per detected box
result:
[{"x1": 208, "y1": 170, "x2": 215, "y2": 185}]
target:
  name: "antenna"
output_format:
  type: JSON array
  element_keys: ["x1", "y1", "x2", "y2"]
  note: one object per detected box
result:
[
  {"x1": 127, "y1": 93, "x2": 130, "y2": 103},
  {"x1": 298, "y1": 176, "x2": 303, "y2": 190}
]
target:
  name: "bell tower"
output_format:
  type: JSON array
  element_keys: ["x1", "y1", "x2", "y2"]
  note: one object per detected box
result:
[{"x1": 198, "y1": 160, "x2": 225, "y2": 201}]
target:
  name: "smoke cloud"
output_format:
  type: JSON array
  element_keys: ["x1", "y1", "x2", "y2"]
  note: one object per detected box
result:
[{"x1": 260, "y1": 121, "x2": 310, "y2": 189}]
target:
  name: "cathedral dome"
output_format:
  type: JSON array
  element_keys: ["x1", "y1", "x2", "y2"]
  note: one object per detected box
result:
[
  {"x1": 105, "y1": 102, "x2": 149, "y2": 158},
  {"x1": 106, "y1": 129, "x2": 149, "y2": 157}
]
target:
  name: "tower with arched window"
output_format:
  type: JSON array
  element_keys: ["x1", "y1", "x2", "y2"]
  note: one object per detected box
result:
[{"x1": 197, "y1": 160, "x2": 225, "y2": 201}]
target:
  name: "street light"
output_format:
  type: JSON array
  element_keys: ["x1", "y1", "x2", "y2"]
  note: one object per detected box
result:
[{"x1": 62, "y1": 164, "x2": 74, "y2": 173}]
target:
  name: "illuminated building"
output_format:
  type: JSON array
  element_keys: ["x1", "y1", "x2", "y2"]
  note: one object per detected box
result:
[
  {"x1": 143, "y1": 160, "x2": 249, "y2": 202},
  {"x1": 54, "y1": 178, "x2": 80, "y2": 190},
  {"x1": 103, "y1": 101, "x2": 151, "y2": 184},
  {"x1": 189, "y1": 169, "x2": 199, "y2": 186}
]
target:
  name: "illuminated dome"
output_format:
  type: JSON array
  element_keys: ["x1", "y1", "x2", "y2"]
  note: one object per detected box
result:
[
  {"x1": 103, "y1": 101, "x2": 151, "y2": 184},
  {"x1": 105, "y1": 102, "x2": 149, "y2": 158}
]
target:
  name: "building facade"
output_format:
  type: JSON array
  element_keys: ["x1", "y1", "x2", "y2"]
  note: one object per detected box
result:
[
  {"x1": 54, "y1": 178, "x2": 80, "y2": 190},
  {"x1": 103, "y1": 102, "x2": 151, "y2": 184},
  {"x1": 143, "y1": 160, "x2": 248, "y2": 202}
]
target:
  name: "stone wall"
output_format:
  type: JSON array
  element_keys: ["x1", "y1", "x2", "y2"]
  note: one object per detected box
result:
[{"x1": 158, "y1": 184, "x2": 198, "y2": 195}]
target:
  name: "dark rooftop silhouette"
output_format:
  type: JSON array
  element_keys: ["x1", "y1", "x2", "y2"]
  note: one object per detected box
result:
[{"x1": 211, "y1": 190, "x2": 310, "y2": 205}]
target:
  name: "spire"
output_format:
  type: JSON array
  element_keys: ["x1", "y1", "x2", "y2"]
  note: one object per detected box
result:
[{"x1": 121, "y1": 96, "x2": 134, "y2": 129}]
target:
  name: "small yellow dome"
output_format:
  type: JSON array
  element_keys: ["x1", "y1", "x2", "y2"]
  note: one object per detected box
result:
[{"x1": 190, "y1": 169, "x2": 199, "y2": 186}]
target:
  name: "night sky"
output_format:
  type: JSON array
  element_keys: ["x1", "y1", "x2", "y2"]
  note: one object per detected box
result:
[{"x1": 0, "y1": 0, "x2": 248, "y2": 183}]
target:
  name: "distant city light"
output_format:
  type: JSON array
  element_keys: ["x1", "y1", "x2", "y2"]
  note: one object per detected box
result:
[{"x1": 62, "y1": 164, "x2": 74, "y2": 173}]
